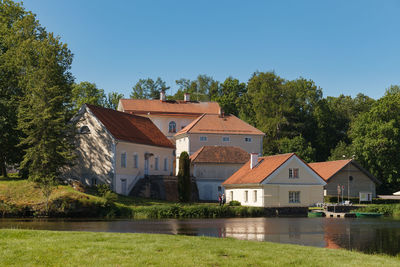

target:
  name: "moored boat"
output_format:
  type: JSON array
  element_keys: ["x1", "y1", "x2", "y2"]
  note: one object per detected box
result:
[{"x1": 354, "y1": 212, "x2": 383, "y2": 218}]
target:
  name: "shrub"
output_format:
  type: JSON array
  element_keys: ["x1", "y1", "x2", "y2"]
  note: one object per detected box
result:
[
  {"x1": 229, "y1": 200, "x2": 241, "y2": 206},
  {"x1": 96, "y1": 184, "x2": 112, "y2": 197}
]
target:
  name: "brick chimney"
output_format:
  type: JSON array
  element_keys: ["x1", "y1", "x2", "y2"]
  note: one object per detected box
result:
[
  {"x1": 219, "y1": 108, "x2": 225, "y2": 118},
  {"x1": 184, "y1": 93, "x2": 190, "y2": 102},
  {"x1": 250, "y1": 153, "x2": 258, "y2": 169},
  {"x1": 160, "y1": 90, "x2": 166, "y2": 101}
]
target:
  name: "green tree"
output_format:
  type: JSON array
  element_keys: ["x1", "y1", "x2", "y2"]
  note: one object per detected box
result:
[
  {"x1": 0, "y1": 0, "x2": 31, "y2": 176},
  {"x1": 215, "y1": 77, "x2": 246, "y2": 116},
  {"x1": 173, "y1": 75, "x2": 219, "y2": 101},
  {"x1": 104, "y1": 91, "x2": 124, "y2": 110},
  {"x1": 71, "y1": 81, "x2": 106, "y2": 112},
  {"x1": 328, "y1": 141, "x2": 355, "y2": 161},
  {"x1": 278, "y1": 135, "x2": 316, "y2": 162},
  {"x1": 177, "y1": 152, "x2": 191, "y2": 202},
  {"x1": 130, "y1": 77, "x2": 169, "y2": 99},
  {"x1": 4, "y1": 0, "x2": 76, "y2": 211},
  {"x1": 350, "y1": 90, "x2": 400, "y2": 193}
]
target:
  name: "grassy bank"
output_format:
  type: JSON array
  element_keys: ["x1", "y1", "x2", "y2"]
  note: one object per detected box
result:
[
  {"x1": 0, "y1": 229, "x2": 399, "y2": 266},
  {"x1": 0, "y1": 177, "x2": 270, "y2": 218},
  {"x1": 355, "y1": 204, "x2": 400, "y2": 217}
]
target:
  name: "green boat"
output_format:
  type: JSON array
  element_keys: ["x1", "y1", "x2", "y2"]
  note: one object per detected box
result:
[
  {"x1": 308, "y1": 211, "x2": 325, "y2": 217},
  {"x1": 354, "y1": 212, "x2": 383, "y2": 218}
]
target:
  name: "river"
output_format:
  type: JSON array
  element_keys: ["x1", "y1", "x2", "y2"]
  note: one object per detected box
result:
[{"x1": 1, "y1": 217, "x2": 400, "y2": 256}]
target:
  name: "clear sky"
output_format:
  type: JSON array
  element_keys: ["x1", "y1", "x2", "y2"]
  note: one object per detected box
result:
[{"x1": 23, "y1": 0, "x2": 400, "y2": 99}]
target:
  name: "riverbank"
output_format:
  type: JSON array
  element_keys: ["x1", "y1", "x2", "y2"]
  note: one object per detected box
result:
[
  {"x1": 0, "y1": 177, "x2": 276, "y2": 218},
  {"x1": 355, "y1": 204, "x2": 400, "y2": 217},
  {"x1": 0, "y1": 229, "x2": 398, "y2": 266}
]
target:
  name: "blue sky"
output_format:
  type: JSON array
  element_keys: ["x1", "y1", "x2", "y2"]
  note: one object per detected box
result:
[{"x1": 23, "y1": 0, "x2": 400, "y2": 99}]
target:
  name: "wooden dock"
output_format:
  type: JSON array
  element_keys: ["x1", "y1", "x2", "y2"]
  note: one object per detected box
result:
[{"x1": 324, "y1": 211, "x2": 356, "y2": 218}]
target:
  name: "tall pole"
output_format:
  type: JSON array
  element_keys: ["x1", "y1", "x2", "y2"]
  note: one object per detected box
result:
[{"x1": 347, "y1": 162, "x2": 350, "y2": 201}]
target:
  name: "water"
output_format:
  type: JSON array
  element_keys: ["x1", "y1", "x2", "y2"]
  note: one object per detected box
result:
[{"x1": 1, "y1": 217, "x2": 400, "y2": 255}]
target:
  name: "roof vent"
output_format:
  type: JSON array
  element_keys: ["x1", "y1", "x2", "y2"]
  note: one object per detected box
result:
[
  {"x1": 250, "y1": 153, "x2": 258, "y2": 169},
  {"x1": 184, "y1": 93, "x2": 190, "y2": 102}
]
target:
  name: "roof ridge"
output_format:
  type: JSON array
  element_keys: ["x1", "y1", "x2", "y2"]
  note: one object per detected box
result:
[
  {"x1": 259, "y1": 153, "x2": 295, "y2": 183},
  {"x1": 175, "y1": 113, "x2": 206, "y2": 136}
]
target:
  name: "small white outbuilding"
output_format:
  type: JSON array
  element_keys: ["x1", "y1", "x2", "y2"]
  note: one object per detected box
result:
[{"x1": 222, "y1": 153, "x2": 326, "y2": 207}]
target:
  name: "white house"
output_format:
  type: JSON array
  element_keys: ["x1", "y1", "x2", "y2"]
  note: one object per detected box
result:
[
  {"x1": 174, "y1": 113, "x2": 264, "y2": 174},
  {"x1": 63, "y1": 104, "x2": 175, "y2": 195},
  {"x1": 190, "y1": 146, "x2": 249, "y2": 201},
  {"x1": 117, "y1": 92, "x2": 221, "y2": 140},
  {"x1": 223, "y1": 153, "x2": 326, "y2": 207}
]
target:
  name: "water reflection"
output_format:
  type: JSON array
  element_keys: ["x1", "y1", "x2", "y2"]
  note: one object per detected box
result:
[{"x1": 1, "y1": 217, "x2": 400, "y2": 255}]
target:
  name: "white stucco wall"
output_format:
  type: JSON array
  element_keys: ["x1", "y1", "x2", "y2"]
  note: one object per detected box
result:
[{"x1": 115, "y1": 141, "x2": 174, "y2": 195}]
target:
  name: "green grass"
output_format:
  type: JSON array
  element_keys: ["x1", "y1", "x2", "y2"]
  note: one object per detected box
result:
[
  {"x1": 0, "y1": 178, "x2": 269, "y2": 218},
  {"x1": 355, "y1": 204, "x2": 400, "y2": 217},
  {"x1": 0, "y1": 229, "x2": 398, "y2": 266}
]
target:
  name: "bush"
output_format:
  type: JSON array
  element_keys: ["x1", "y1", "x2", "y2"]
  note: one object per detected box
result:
[
  {"x1": 229, "y1": 200, "x2": 241, "y2": 206},
  {"x1": 324, "y1": 195, "x2": 400, "y2": 204},
  {"x1": 97, "y1": 184, "x2": 112, "y2": 197}
]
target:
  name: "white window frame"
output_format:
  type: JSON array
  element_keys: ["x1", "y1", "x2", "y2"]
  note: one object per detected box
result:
[
  {"x1": 289, "y1": 168, "x2": 293, "y2": 178},
  {"x1": 200, "y1": 136, "x2": 207, "y2": 142},
  {"x1": 289, "y1": 191, "x2": 300, "y2": 203},
  {"x1": 230, "y1": 191, "x2": 233, "y2": 201},
  {"x1": 222, "y1": 136, "x2": 230, "y2": 142},
  {"x1": 121, "y1": 152, "x2": 127, "y2": 168},
  {"x1": 244, "y1": 190, "x2": 248, "y2": 202},
  {"x1": 293, "y1": 168, "x2": 299, "y2": 178},
  {"x1": 253, "y1": 190, "x2": 257, "y2": 203}
]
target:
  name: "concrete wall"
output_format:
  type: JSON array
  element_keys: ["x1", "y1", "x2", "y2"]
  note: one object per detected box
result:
[
  {"x1": 115, "y1": 141, "x2": 174, "y2": 195},
  {"x1": 63, "y1": 108, "x2": 115, "y2": 187},
  {"x1": 325, "y1": 163, "x2": 377, "y2": 197}
]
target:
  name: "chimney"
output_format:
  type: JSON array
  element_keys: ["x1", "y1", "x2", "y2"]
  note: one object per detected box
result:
[
  {"x1": 184, "y1": 93, "x2": 190, "y2": 102},
  {"x1": 250, "y1": 153, "x2": 258, "y2": 169},
  {"x1": 219, "y1": 108, "x2": 224, "y2": 118},
  {"x1": 160, "y1": 90, "x2": 166, "y2": 102}
]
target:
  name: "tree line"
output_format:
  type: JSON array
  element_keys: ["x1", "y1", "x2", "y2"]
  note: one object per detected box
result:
[{"x1": 1, "y1": 0, "x2": 400, "y2": 194}]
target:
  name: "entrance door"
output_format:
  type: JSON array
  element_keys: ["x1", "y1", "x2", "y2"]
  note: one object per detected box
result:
[
  {"x1": 121, "y1": 179, "x2": 127, "y2": 195},
  {"x1": 144, "y1": 158, "x2": 149, "y2": 176}
]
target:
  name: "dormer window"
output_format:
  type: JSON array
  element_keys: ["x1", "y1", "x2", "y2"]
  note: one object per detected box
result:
[{"x1": 169, "y1": 121, "x2": 176, "y2": 133}]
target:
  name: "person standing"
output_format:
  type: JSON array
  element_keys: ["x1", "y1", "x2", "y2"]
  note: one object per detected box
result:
[
  {"x1": 218, "y1": 194, "x2": 222, "y2": 206},
  {"x1": 222, "y1": 194, "x2": 226, "y2": 205}
]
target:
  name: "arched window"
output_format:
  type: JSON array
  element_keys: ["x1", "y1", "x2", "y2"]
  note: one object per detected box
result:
[{"x1": 169, "y1": 121, "x2": 176, "y2": 133}]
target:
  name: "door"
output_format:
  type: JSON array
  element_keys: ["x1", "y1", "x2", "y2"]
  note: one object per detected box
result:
[{"x1": 121, "y1": 179, "x2": 127, "y2": 195}]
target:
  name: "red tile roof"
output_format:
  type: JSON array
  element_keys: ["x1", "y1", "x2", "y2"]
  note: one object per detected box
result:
[
  {"x1": 119, "y1": 99, "x2": 221, "y2": 116},
  {"x1": 86, "y1": 104, "x2": 174, "y2": 149},
  {"x1": 190, "y1": 146, "x2": 250, "y2": 164},
  {"x1": 309, "y1": 159, "x2": 381, "y2": 184},
  {"x1": 223, "y1": 153, "x2": 295, "y2": 185},
  {"x1": 308, "y1": 160, "x2": 351, "y2": 182},
  {"x1": 175, "y1": 114, "x2": 264, "y2": 136}
]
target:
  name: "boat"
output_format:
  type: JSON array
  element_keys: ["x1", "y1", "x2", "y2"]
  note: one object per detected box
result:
[
  {"x1": 308, "y1": 211, "x2": 325, "y2": 217},
  {"x1": 354, "y1": 212, "x2": 383, "y2": 218}
]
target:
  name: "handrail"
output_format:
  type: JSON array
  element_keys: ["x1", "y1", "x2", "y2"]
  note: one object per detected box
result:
[{"x1": 127, "y1": 171, "x2": 141, "y2": 194}]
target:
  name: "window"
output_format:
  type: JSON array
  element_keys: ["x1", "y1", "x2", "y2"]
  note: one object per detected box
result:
[
  {"x1": 169, "y1": 121, "x2": 176, "y2": 133},
  {"x1": 289, "y1": 168, "x2": 299, "y2": 179},
  {"x1": 121, "y1": 153, "x2": 126, "y2": 168},
  {"x1": 200, "y1": 136, "x2": 207, "y2": 141},
  {"x1": 222, "y1": 136, "x2": 230, "y2": 142},
  {"x1": 293, "y1": 168, "x2": 299, "y2": 178},
  {"x1": 289, "y1": 191, "x2": 300, "y2": 203},
  {"x1": 164, "y1": 158, "x2": 168, "y2": 171},
  {"x1": 244, "y1": 190, "x2": 248, "y2": 202},
  {"x1": 253, "y1": 190, "x2": 257, "y2": 202},
  {"x1": 91, "y1": 178, "x2": 97, "y2": 185},
  {"x1": 79, "y1": 125, "x2": 90, "y2": 134},
  {"x1": 155, "y1": 157, "x2": 159, "y2": 170},
  {"x1": 218, "y1": 186, "x2": 222, "y2": 192},
  {"x1": 230, "y1": 191, "x2": 233, "y2": 201},
  {"x1": 245, "y1": 137, "x2": 252, "y2": 142},
  {"x1": 133, "y1": 154, "x2": 138, "y2": 168}
]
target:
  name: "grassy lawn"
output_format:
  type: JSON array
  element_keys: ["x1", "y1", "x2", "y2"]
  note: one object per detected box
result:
[{"x1": 0, "y1": 229, "x2": 399, "y2": 266}]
